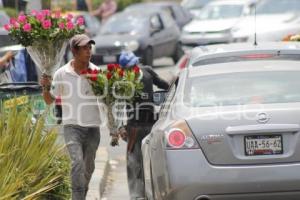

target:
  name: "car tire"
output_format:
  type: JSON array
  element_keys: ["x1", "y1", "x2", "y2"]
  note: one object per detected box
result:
[
  {"x1": 143, "y1": 47, "x2": 153, "y2": 66},
  {"x1": 172, "y1": 42, "x2": 184, "y2": 63}
]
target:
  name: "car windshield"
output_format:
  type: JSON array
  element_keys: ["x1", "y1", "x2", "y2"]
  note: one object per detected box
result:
[
  {"x1": 100, "y1": 14, "x2": 146, "y2": 34},
  {"x1": 184, "y1": 71, "x2": 300, "y2": 107},
  {"x1": 196, "y1": 4, "x2": 243, "y2": 20},
  {"x1": 182, "y1": 0, "x2": 210, "y2": 9},
  {"x1": 255, "y1": 0, "x2": 300, "y2": 15}
]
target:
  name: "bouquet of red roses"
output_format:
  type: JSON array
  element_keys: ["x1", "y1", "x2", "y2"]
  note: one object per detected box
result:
[
  {"x1": 81, "y1": 63, "x2": 143, "y2": 103},
  {"x1": 81, "y1": 63, "x2": 143, "y2": 145}
]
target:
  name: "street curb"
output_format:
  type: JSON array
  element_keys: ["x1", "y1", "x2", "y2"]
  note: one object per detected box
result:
[
  {"x1": 99, "y1": 154, "x2": 110, "y2": 197},
  {"x1": 86, "y1": 147, "x2": 110, "y2": 200}
]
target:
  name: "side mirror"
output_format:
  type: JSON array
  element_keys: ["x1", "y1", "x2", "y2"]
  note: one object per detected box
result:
[{"x1": 153, "y1": 90, "x2": 168, "y2": 106}]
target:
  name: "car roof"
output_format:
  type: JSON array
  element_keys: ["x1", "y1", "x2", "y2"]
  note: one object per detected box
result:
[
  {"x1": 188, "y1": 59, "x2": 300, "y2": 78},
  {"x1": 190, "y1": 42, "x2": 300, "y2": 65}
]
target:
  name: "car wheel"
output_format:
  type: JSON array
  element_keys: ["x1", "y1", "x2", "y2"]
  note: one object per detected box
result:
[
  {"x1": 143, "y1": 47, "x2": 153, "y2": 66},
  {"x1": 172, "y1": 42, "x2": 184, "y2": 63}
]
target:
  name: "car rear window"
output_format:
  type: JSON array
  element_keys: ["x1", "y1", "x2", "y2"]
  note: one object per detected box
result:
[
  {"x1": 193, "y1": 54, "x2": 300, "y2": 66},
  {"x1": 184, "y1": 71, "x2": 300, "y2": 107}
]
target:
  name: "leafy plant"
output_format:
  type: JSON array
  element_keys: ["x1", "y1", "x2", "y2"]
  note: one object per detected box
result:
[{"x1": 0, "y1": 102, "x2": 70, "y2": 199}]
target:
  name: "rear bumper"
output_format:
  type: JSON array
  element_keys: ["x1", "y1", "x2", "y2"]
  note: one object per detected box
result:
[{"x1": 158, "y1": 149, "x2": 300, "y2": 200}]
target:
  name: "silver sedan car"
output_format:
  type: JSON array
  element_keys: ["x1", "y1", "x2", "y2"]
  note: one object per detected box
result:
[
  {"x1": 142, "y1": 42, "x2": 300, "y2": 200},
  {"x1": 180, "y1": 0, "x2": 257, "y2": 47}
]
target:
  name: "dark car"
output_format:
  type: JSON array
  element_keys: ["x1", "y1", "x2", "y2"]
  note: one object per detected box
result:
[
  {"x1": 91, "y1": 9, "x2": 183, "y2": 66},
  {"x1": 0, "y1": 11, "x2": 16, "y2": 48},
  {"x1": 125, "y1": 1, "x2": 192, "y2": 30}
]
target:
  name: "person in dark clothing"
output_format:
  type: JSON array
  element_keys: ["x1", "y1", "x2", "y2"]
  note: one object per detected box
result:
[
  {"x1": 118, "y1": 51, "x2": 169, "y2": 200},
  {"x1": 24, "y1": 49, "x2": 38, "y2": 82},
  {"x1": 73, "y1": 0, "x2": 92, "y2": 11}
]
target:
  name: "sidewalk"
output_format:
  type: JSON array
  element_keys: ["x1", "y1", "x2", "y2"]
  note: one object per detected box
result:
[{"x1": 86, "y1": 146, "x2": 110, "y2": 200}]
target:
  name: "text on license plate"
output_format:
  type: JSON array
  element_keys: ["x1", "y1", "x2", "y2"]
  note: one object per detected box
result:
[{"x1": 245, "y1": 135, "x2": 283, "y2": 156}]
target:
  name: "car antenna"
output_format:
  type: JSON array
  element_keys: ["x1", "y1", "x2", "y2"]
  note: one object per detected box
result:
[{"x1": 253, "y1": 3, "x2": 257, "y2": 46}]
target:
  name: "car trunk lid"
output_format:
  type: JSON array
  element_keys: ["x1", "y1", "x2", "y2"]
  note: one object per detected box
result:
[{"x1": 186, "y1": 106, "x2": 300, "y2": 165}]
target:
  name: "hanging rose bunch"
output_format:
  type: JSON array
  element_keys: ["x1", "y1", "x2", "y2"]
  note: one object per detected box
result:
[
  {"x1": 3, "y1": 10, "x2": 85, "y2": 46},
  {"x1": 81, "y1": 63, "x2": 143, "y2": 104}
]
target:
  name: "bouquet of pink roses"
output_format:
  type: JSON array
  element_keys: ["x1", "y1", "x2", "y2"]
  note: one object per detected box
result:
[
  {"x1": 4, "y1": 10, "x2": 84, "y2": 47},
  {"x1": 4, "y1": 10, "x2": 85, "y2": 75}
]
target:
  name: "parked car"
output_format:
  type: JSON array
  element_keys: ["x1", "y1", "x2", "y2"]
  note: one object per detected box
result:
[
  {"x1": 142, "y1": 42, "x2": 300, "y2": 200},
  {"x1": 91, "y1": 9, "x2": 183, "y2": 66},
  {"x1": 232, "y1": 0, "x2": 300, "y2": 43},
  {"x1": 181, "y1": 0, "x2": 210, "y2": 16},
  {"x1": 180, "y1": 0, "x2": 257, "y2": 47},
  {"x1": 124, "y1": 1, "x2": 192, "y2": 30},
  {"x1": 0, "y1": 10, "x2": 16, "y2": 48}
]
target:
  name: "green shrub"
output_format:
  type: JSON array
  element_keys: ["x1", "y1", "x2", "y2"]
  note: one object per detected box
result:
[{"x1": 0, "y1": 103, "x2": 70, "y2": 199}]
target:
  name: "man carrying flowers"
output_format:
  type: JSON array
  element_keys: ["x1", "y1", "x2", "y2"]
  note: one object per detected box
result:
[
  {"x1": 118, "y1": 51, "x2": 170, "y2": 200},
  {"x1": 40, "y1": 34, "x2": 101, "y2": 200}
]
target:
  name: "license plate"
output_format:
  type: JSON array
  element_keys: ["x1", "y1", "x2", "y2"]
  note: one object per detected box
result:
[
  {"x1": 245, "y1": 135, "x2": 283, "y2": 156},
  {"x1": 103, "y1": 55, "x2": 117, "y2": 63}
]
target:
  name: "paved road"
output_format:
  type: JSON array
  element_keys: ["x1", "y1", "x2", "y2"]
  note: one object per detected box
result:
[{"x1": 100, "y1": 57, "x2": 175, "y2": 200}]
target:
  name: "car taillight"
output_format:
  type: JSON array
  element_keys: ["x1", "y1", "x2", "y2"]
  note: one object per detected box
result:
[
  {"x1": 165, "y1": 120, "x2": 199, "y2": 149},
  {"x1": 179, "y1": 55, "x2": 189, "y2": 70},
  {"x1": 167, "y1": 129, "x2": 186, "y2": 148}
]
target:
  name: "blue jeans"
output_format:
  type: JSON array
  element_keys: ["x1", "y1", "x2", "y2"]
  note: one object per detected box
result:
[{"x1": 64, "y1": 125, "x2": 100, "y2": 200}]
